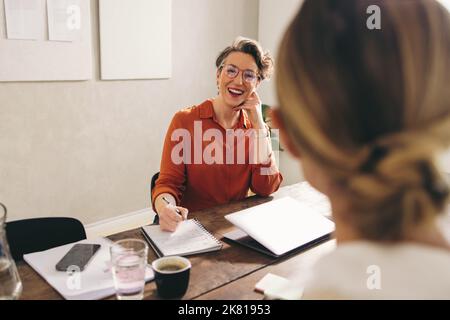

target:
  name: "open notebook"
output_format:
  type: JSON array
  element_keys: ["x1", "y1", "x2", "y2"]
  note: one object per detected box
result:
[
  {"x1": 141, "y1": 219, "x2": 222, "y2": 257},
  {"x1": 224, "y1": 197, "x2": 335, "y2": 258},
  {"x1": 23, "y1": 237, "x2": 154, "y2": 300}
]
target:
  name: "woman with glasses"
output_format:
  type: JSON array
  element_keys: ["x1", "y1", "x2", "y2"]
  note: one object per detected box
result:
[
  {"x1": 152, "y1": 37, "x2": 283, "y2": 232},
  {"x1": 273, "y1": 0, "x2": 450, "y2": 298}
]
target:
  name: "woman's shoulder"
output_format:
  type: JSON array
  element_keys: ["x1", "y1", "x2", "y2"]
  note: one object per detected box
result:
[
  {"x1": 174, "y1": 99, "x2": 212, "y2": 118},
  {"x1": 303, "y1": 240, "x2": 450, "y2": 299},
  {"x1": 312, "y1": 240, "x2": 450, "y2": 274},
  {"x1": 172, "y1": 99, "x2": 212, "y2": 121}
]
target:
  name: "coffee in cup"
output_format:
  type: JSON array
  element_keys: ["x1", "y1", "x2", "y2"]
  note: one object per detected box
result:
[{"x1": 151, "y1": 256, "x2": 191, "y2": 299}]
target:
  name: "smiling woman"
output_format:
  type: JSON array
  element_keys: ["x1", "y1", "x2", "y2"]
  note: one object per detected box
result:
[{"x1": 151, "y1": 37, "x2": 283, "y2": 232}]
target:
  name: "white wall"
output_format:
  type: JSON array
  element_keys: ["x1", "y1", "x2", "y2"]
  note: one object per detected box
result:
[
  {"x1": 0, "y1": 0, "x2": 259, "y2": 224},
  {"x1": 438, "y1": 5, "x2": 450, "y2": 174},
  {"x1": 258, "y1": 0, "x2": 303, "y2": 106},
  {"x1": 441, "y1": 150, "x2": 450, "y2": 173},
  {"x1": 258, "y1": 0, "x2": 304, "y2": 186},
  {"x1": 438, "y1": 0, "x2": 450, "y2": 12}
]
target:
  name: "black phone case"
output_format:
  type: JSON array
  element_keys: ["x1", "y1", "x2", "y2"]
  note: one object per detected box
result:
[{"x1": 55, "y1": 243, "x2": 101, "y2": 272}]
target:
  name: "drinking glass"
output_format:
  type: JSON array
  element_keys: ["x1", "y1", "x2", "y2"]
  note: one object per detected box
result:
[
  {"x1": 0, "y1": 203, "x2": 22, "y2": 300},
  {"x1": 110, "y1": 239, "x2": 148, "y2": 300}
]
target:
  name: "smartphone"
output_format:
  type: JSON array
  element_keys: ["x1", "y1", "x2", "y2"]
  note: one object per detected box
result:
[{"x1": 55, "y1": 243, "x2": 101, "y2": 272}]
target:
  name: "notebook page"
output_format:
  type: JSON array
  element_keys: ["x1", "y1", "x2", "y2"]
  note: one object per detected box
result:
[{"x1": 142, "y1": 219, "x2": 220, "y2": 256}]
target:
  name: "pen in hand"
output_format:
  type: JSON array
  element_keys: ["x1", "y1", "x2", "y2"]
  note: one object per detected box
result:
[{"x1": 162, "y1": 196, "x2": 185, "y2": 220}]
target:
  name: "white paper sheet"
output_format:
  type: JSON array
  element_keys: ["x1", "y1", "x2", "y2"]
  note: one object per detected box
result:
[
  {"x1": 24, "y1": 237, "x2": 154, "y2": 300},
  {"x1": 47, "y1": 0, "x2": 81, "y2": 42},
  {"x1": 4, "y1": 0, "x2": 42, "y2": 40},
  {"x1": 255, "y1": 273, "x2": 304, "y2": 300}
]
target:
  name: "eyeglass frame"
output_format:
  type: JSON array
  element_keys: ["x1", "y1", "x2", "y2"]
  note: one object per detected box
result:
[{"x1": 219, "y1": 63, "x2": 260, "y2": 85}]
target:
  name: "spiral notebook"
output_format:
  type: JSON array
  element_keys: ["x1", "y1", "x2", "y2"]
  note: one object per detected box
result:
[{"x1": 141, "y1": 219, "x2": 222, "y2": 257}]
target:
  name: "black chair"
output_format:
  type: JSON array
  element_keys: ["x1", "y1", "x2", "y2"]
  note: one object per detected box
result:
[
  {"x1": 6, "y1": 217, "x2": 86, "y2": 262},
  {"x1": 151, "y1": 172, "x2": 160, "y2": 224},
  {"x1": 151, "y1": 172, "x2": 160, "y2": 192}
]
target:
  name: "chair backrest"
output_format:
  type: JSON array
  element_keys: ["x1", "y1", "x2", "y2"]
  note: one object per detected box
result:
[
  {"x1": 151, "y1": 172, "x2": 160, "y2": 224},
  {"x1": 6, "y1": 217, "x2": 87, "y2": 262},
  {"x1": 151, "y1": 172, "x2": 160, "y2": 192}
]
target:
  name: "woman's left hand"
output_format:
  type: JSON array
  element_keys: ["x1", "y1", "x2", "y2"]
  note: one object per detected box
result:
[{"x1": 232, "y1": 91, "x2": 265, "y2": 129}]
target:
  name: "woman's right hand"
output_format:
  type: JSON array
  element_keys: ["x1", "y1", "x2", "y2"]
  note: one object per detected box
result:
[{"x1": 157, "y1": 203, "x2": 189, "y2": 232}]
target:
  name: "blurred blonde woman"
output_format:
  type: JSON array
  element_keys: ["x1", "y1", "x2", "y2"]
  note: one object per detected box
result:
[{"x1": 274, "y1": 0, "x2": 450, "y2": 298}]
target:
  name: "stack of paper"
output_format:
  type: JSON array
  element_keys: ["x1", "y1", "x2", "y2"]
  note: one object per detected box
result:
[
  {"x1": 23, "y1": 237, "x2": 154, "y2": 300},
  {"x1": 255, "y1": 273, "x2": 304, "y2": 300}
]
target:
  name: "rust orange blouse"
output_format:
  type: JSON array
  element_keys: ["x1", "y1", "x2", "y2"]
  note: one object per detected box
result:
[{"x1": 151, "y1": 100, "x2": 283, "y2": 212}]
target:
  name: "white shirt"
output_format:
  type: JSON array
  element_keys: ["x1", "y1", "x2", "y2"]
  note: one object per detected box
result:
[{"x1": 302, "y1": 241, "x2": 450, "y2": 299}]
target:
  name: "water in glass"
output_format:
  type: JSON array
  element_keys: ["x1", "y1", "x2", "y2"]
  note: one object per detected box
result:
[{"x1": 0, "y1": 203, "x2": 22, "y2": 300}]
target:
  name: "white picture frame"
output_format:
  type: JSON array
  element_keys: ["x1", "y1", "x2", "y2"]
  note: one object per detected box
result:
[
  {"x1": 0, "y1": 0, "x2": 92, "y2": 82},
  {"x1": 99, "y1": 0, "x2": 172, "y2": 80}
]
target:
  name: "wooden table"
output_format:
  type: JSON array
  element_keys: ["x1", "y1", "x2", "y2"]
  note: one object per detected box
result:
[{"x1": 17, "y1": 183, "x2": 336, "y2": 300}]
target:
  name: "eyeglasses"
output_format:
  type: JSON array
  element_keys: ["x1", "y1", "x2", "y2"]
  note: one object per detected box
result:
[{"x1": 221, "y1": 64, "x2": 259, "y2": 84}]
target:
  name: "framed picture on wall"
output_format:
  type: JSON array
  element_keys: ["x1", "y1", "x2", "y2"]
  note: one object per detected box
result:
[{"x1": 99, "y1": 0, "x2": 172, "y2": 80}]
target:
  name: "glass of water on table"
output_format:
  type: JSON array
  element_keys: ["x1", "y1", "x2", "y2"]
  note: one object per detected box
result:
[{"x1": 110, "y1": 239, "x2": 148, "y2": 300}]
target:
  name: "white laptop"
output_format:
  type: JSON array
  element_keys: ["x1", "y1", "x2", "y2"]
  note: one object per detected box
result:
[{"x1": 223, "y1": 197, "x2": 335, "y2": 258}]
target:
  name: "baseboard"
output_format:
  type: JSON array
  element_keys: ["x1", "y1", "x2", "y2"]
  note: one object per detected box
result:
[{"x1": 85, "y1": 208, "x2": 156, "y2": 239}]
